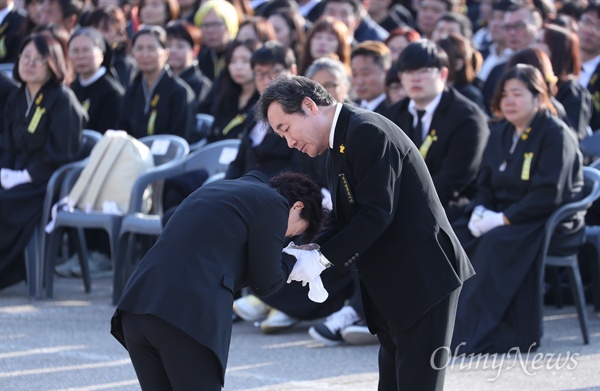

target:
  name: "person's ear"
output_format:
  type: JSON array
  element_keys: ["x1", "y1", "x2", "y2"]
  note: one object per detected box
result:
[
  {"x1": 302, "y1": 97, "x2": 318, "y2": 114},
  {"x1": 440, "y1": 67, "x2": 449, "y2": 82},
  {"x1": 292, "y1": 201, "x2": 305, "y2": 210}
]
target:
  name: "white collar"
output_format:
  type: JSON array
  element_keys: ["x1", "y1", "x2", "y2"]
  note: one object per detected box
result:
[
  {"x1": 360, "y1": 93, "x2": 386, "y2": 112},
  {"x1": 582, "y1": 54, "x2": 600, "y2": 74},
  {"x1": 79, "y1": 67, "x2": 107, "y2": 87},
  {"x1": 0, "y1": 3, "x2": 13, "y2": 25},
  {"x1": 329, "y1": 102, "x2": 343, "y2": 149},
  {"x1": 408, "y1": 90, "x2": 443, "y2": 118}
]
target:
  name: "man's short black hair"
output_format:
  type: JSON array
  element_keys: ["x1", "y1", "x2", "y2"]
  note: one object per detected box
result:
[
  {"x1": 396, "y1": 39, "x2": 449, "y2": 72},
  {"x1": 251, "y1": 40, "x2": 296, "y2": 69}
]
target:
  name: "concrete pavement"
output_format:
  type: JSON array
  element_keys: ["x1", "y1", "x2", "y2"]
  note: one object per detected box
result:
[{"x1": 1, "y1": 272, "x2": 599, "y2": 390}]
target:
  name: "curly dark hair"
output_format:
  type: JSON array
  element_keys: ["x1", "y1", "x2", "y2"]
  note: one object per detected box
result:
[{"x1": 270, "y1": 171, "x2": 325, "y2": 241}]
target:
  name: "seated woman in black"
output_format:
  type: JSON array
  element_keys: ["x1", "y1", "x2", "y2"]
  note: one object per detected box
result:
[
  {"x1": 118, "y1": 25, "x2": 196, "y2": 141},
  {"x1": 206, "y1": 39, "x2": 261, "y2": 143},
  {"x1": 451, "y1": 65, "x2": 584, "y2": 354},
  {"x1": 0, "y1": 34, "x2": 86, "y2": 290},
  {"x1": 69, "y1": 27, "x2": 125, "y2": 133}
]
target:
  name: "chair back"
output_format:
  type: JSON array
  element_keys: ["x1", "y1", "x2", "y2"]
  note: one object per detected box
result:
[
  {"x1": 183, "y1": 139, "x2": 241, "y2": 178},
  {"x1": 543, "y1": 167, "x2": 600, "y2": 252},
  {"x1": 0, "y1": 63, "x2": 14, "y2": 78},
  {"x1": 139, "y1": 134, "x2": 190, "y2": 166}
]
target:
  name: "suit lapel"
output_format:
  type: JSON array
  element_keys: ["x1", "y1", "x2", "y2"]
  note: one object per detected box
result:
[{"x1": 329, "y1": 105, "x2": 351, "y2": 213}]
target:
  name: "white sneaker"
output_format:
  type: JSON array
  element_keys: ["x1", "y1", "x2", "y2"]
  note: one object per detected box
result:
[
  {"x1": 72, "y1": 251, "x2": 112, "y2": 277},
  {"x1": 341, "y1": 320, "x2": 378, "y2": 345},
  {"x1": 308, "y1": 306, "x2": 360, "y2": 346},
  {"x1": 233, "y1": 295, "x2": 270, "y2": 322},
  {"x1": 260, "y1": 309, "x2": 298, "y2": 334}
]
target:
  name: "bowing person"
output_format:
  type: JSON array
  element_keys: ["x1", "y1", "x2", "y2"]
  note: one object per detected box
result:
[
  {"x1": 450, "y1": 64, "x2": 584, "y2": 354},
  {"x1": 0, "y1": 34, "x2": 86, "y2": 290},
  {"x1": 68, "y1": 27, "x2": 125, "y2": 134},
  {"x1": 118, "y1": 26, "x2": 196, "y2": 141},
  {"x1": 111, "y1": 171, "x2": 325, "y2": 390},
  {"x1": 256, "y1": 75, "x2": 474, "y2": 390}
]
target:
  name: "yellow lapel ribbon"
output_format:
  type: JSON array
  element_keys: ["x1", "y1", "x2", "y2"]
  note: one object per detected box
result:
[
  {"x1": 593, "y1": 91, "x2": 600, "y2": 112},
  {"x1": 419, "y1": 129, "x2": 438, "y2": 159},
  {"x1": 520, "y1": 127, "x2": 532, "y2": 141},
  {"x1": 339, "y1": 144, "x2": 345, "y2": 154},
  {"x1": 147, "y1": 109, "x2": 157, "y2": 135},
  {"x1": 222, "y1": 114, "x2": 246, "y2": 136},
  {"x1": 151, "y1": 94, "x2": 160, "y2": 108},
  {"x1": 521, "y1": 152, "x2": 533, "y2": 181},
  {"x1": 591, "y1": 74, "x2": 598, "y2": 87},
  {"x1": 0, "y1": 37, "x2": 6, "y2": 59},
  {"x1": 82, "y1": 99, "x2": 90, "y2": 112},
  {"x1": 28, "y1": 106, "x2": 46, "y2": 134}
]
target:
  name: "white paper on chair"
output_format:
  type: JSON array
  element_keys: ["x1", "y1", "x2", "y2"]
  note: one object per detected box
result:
[
  {"x1": 150, "y1": 139, "x2": 170, "y2": 155},
  {"x1": 219, "y1": 147, "x2": 238, "y2": 165}
]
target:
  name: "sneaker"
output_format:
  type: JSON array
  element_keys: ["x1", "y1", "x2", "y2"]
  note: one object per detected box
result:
[
  {"x1": 341, "y1": 320, "x2": 378, "y2": 345},
  {"x1": 71, "y1": 251, "x2": 112, "y2": 277},
  {"x1": 233, "y1": 295, "x2": 270, "y2": 322},
  {"x1": 260, "y1": 309, "x2": 298, "y2": 334},
  {"x1": 54, "y1": 253, "x2": 80, "y2": 277},
  {"x1": 308, "y1": 306, "x2": 360, "y2": 346}
]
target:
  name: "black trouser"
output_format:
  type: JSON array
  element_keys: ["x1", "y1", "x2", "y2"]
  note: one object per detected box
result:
[
  {"x1": 371, "y1": 288, "x2": 460, "y2": 391},
  {"x1": 121, "y1": 312, "x2": 222, "y2": 391}
]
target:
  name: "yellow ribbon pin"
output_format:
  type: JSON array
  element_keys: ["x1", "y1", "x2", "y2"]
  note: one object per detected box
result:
[
  {"x1": 151, "y1": 94, "x2": 160, "y2": 108},
  {"x1": 28, "y1": 106, "x2": 46, "y2": 134},
  {"x1": 147, "y1": 109, "x2": 157, "y2": 135},
  {"x1": 520, "y1": 127, "x2": 532, "y2": 141},
  {"x1": 82, "y1": 99, "x2": 90, "y2": 112},
  {"x1": 419, "y1": 129, "x2": 437, "y2": 159},
  {"x1": 521, "y1": 152, "x2": 533, "y2": 180},
  {"x1": 35, "y1": 94, "x2": 43, "y2": 105},
  {"x1": 339, "y1": 144, "x2": 345, "y2": 154}
]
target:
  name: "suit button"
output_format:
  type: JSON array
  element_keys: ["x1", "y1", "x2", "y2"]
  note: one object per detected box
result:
[
  {"x1": 344, "y1": 262, "x2": 349, "y2": 267},
  {"x1": 355, "y1": 253, "x2": 359, "y2": 257}
]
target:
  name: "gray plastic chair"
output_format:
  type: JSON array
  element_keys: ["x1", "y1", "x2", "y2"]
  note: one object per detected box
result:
[
  {"x1": 541, "y1": 166, "x2": 600, "y2": 344},
  {"x1": 24, "y1": 130, "x2": 102, "y2": 299},
  {"x1": 43, "y1": 134, "x2": 189, "y2": 298},
  {"x1": 112, "y1": 138, "x2": 240, "y2": 303},
  {"x1": 190, "y1": 113, "x2": 215, "y2": 150}
]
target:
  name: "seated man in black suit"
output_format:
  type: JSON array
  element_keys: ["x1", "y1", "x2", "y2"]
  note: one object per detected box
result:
[
  {"x1": 387, "y1": 39, "x2": 490, "y2": 221},
  {"x1": 350, "y1": 40, "x2": 391, "y2": 115}
]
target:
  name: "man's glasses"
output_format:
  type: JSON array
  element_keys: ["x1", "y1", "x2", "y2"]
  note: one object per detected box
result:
[
  {"x1": 503, "y1": 21, "x2": 529, "y2": 32},
  {"x1": 401, "y1": 67, "x2": 439, "y2": 78}
]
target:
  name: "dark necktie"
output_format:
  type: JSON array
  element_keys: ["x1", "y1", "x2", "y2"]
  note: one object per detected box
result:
[{"x1": 412, "y1": 110, "x2": 426, "y2": 147}]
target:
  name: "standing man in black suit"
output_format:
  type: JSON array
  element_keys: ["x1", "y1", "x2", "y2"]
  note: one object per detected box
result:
[
  {"x1": 387, "y1": 39, "x2": 490, "y2": 221},
  {"x1": 257, "y1": 75, "x2": 475, "y2": 390},
  {"x1": 111, "y1": 171, "x2": 325, "y2": 390},
  {"x1": 578, "y1": 2, "x2": 600, "y2": 132}
]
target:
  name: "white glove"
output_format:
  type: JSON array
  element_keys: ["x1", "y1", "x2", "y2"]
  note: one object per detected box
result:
[
  {"x1": 307, "y1": 275, "x2": 329, "y2": 303},
  {"x1": 468, "y1": 205, "x2": 487, "y2": 237},
  {"x1": 283, "y1": 244, "x2": 326, "y2": 285},
  {"x1": 473, "y1": 209, "x2": 506, "y2": 236},
  {"x1": 1, "y1": 168, "x2": 32, "y2": 190}
]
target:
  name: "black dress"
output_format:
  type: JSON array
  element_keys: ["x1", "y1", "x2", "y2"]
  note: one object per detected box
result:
[
  {"x1": 451, "y1": 109, "x2": 584, "y2": 354},
  {"x1": 70, "y1": 68, "x2": 125, "y2": 133},
  {"x1": 118, "y1": 68, "x2": 196, "y2": 141},
  {"x1": 0, "y1": 83, "x2": 86, "y2": 289}
]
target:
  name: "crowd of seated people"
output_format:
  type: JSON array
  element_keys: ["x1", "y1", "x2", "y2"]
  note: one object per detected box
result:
[{"x1": 1, "y1": 0, "x2": 600, "y2": 354}]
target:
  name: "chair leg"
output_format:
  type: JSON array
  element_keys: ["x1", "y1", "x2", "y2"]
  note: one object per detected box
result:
[
  {"x1": 72, "y1": 228, "x2": 91, "y2": 293},
  {"x1": 565, "y1": 263, "x2": 590, "y2": 344},
  {"x1": 24, "y1": 228, "x2": 41, "y2": 300},
  {"x1": 585, "y1": 226, "x2": 600, "y2": 312},
  {"x1": 44, "y1": 227, "x2": 66, "y2": 298}
]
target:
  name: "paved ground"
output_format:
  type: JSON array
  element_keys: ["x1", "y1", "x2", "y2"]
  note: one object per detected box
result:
[{"x1": 1, "y1": 272, "x2": 599, "y2": 391}]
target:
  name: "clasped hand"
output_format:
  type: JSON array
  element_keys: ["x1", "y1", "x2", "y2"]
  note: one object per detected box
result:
[
  {"x1": 468, "y1": 205, "x2": 506, "y2": 237},
  {"x1": 283, "y1": 242, "x2": 328, "y2": 303},
  {"x1": 0, "y1": 168, "x2": 32, "y2": 190}
]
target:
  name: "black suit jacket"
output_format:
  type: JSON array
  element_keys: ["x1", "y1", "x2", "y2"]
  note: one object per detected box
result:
[
  {"x1": 318, "y1": 104, "x2": 474, "y2": 330},
  {"x1": 387, "y1": 88, "x2": 490, "y2": 212},
  {"x1": 0, "y1": 9, "x2": 25, "y2": 63},
  {"x1": 112, "y1": 171, "x2": 296, "y2": 385}
]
